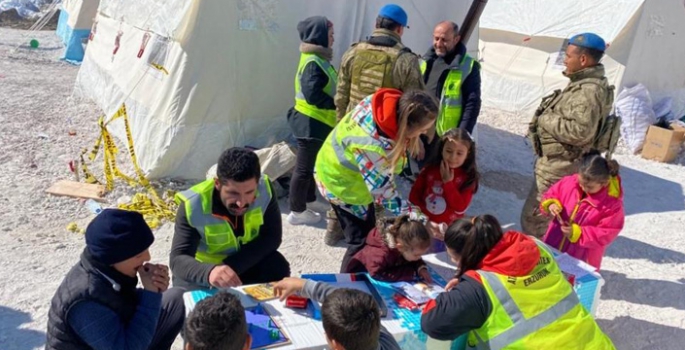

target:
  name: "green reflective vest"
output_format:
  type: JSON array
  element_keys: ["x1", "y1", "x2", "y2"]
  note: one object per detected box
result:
[
  {"x1": 467, "y1": 240, "x2": 615, "y2": 349},
  {"x1": 421, "y1": 55, "x2": 475, "y2": 136},
  {"x1": 314, "y1": 105, "x2": 405, "y2": 205},
  {"x1": 174, "y1": 176, "x2": 273, "y2": 265},
  {"x1": 294, "y1": 53, "x2": 338, "y2": 127}
]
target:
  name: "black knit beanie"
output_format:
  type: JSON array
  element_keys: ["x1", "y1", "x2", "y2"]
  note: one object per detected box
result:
[{"x1": 85, "y1": 209, "x2": 155, "y2": 265}]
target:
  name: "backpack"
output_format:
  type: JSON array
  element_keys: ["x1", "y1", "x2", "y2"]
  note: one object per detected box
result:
[
  {"x1": 348, "y1": 41, "x2": 411, "y2": 106},
  {"x1": 574, "y1": 78, "x2": 619, "y2": 159},
  {"x1": 586, "y1": 81, "x2": 618, "y2": 159},
  {"x1": 593, "y1": 113, "x2": 621, "y2": 160}
]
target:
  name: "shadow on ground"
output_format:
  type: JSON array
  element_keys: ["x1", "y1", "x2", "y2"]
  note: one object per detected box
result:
[{"x1": 0, "y1": 305, "x2": 45, "y2": 350}]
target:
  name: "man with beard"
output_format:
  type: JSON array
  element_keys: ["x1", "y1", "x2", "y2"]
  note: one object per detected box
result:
[
  {"x1": 170, "y1": 147, "x2": 290, "y2": 290},
  {"x1": 420, "y1": 21, "x2": 481, "y2": 161}
]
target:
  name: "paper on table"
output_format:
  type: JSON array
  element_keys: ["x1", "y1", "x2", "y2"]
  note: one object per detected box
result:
[{"x1": 554, "y1": 253, "x2": 594, "y2": 280}]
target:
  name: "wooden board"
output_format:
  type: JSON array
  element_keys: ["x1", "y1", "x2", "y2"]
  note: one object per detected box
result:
[{"x1": 46, "y1": 180, "x2": 106, "y2": 201}]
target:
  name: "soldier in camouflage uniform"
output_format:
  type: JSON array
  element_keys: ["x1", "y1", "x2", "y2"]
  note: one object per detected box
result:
[
  {"x1": 324, "y1": 4, "x2": 424, "y2": 245},
  {"x1": 521, "y1": 33, "x2": 615, "y2": 238},
  {"x1": 334, "y1": 4, "x2": 424, "y2": 121}
]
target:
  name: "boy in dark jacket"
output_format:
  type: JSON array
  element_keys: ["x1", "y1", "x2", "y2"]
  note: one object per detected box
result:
[{"x1": 46, "y1": 209, "x2": 185, "y2": 350}]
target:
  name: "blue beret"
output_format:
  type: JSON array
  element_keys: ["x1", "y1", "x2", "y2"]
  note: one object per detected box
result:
[
  {"x1": 569, "y1": 33, "x2": 606, "y2": 52},
  {"x1": 378, "y1": 4, "x2": 408, "y2": 27}
]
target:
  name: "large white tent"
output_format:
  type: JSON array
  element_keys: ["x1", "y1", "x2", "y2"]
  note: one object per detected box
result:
[
  {"x1": 478, "y1": 0, "x2": 685, "y2": 118},
  {"x1": 74, "y1": 0, "x2": 477, "y2": 180}
]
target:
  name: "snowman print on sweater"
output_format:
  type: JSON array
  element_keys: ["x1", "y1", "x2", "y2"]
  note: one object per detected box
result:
[{"x1": 425, "y1": 182, "x2": 447, "y2": 215}]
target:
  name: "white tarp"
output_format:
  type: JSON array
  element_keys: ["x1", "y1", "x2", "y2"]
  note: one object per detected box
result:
[
  {"x1": 480, "y1": 0, "x2": 644, "y2": 41},
  {"x1": 478, "y1": 0, "x2": 685, "y2": 120},
  {"x1": 75, "y1": 0, "x2": 477, "y2": 180}
]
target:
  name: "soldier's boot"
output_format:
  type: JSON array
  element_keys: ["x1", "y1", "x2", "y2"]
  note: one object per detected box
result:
[{"x1": 324, "y1": 209, "x2": 344, "y2": 246}]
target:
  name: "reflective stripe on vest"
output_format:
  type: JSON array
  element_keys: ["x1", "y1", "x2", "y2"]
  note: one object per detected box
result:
[
  {"x1": 468, "y1": 240, "x2": 613, "y2": 350},
  {"x1": 294, "y1": 53, "x2": 338, "y2": 127},
  {"x1": 315, "y1": 103, "x2": 405, "y2": 205},
  {"x1": 175, "y1": 176, "x2": 272, "y2": 265},
  {"x1": 436, "y1": 55, "x2": 475, "y2": 136}
]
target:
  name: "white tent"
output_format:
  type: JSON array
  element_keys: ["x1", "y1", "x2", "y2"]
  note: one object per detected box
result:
[
  {"x1": 478, "y1": 0, "x2": 685, "y2": 118},
  {"x1": 74, "y1": 0, "x2": 478, "y2": 180}
]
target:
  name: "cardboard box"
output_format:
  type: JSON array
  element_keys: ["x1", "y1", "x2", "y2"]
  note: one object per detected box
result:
[{"x1": 641, "y1": 125, "x2": 685, "y2": 163}]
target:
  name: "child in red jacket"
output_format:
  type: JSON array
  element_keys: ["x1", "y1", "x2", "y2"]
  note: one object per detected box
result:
[
  {"x1": 410, "y1": 128, "x2": 479, "y2": 252},
  {"x1": 347, "y1": 215, "x2": 433, "y2": 282},
  {"x1": 541, "y1": 151, "x2": 624, "y2": 270}
]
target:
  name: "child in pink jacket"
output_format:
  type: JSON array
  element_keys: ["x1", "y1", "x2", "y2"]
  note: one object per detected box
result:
[{"x1": 541, "y1": 151, "x2": 624, "y2": 270}]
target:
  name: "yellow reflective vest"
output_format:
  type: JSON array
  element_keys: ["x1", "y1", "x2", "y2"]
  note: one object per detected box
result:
[
  {"x1": 421, "y1": 54, "x2": 475, "y2": 136},
  {"x1": 294, "y1": 53, "x2": 338, "y2": 127},
  {"x1": 467, "y1": 240, "x2": 615, "y2": 349},
  {"x1": 174, "y1": 176, "x2": 272, "y2": 265},
  {"x1": 314, "y1": 99, "x2": 405, "y2": 206}
]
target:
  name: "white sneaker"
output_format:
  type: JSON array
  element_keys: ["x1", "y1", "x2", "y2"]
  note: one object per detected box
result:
[{"x1": 287, "y1": 209, "x2": 322, "y2": 225}]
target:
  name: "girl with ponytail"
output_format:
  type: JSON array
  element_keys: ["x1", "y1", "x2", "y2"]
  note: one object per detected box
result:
[
  {"x1": 420, "y1": 214, "x2": 614, "y2": 348},
  {"x1": 540, "y1": 150, "x2": 624, "y2": 269}
]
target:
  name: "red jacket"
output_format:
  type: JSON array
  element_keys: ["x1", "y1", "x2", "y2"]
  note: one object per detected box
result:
[
  {"x1": 409, "y1": 165, "x2": 475, "y2": 225},
  {"x1": 347, "y1": 227, "x2": 425, "y2": 282},
  {"x1": 541, "y1": 174, "x2": 624, "y2": 269}
]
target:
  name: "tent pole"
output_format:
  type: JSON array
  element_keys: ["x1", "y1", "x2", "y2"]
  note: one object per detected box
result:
[{"x1": 459, "y1": 0, "x2": 488, "y2": 44}]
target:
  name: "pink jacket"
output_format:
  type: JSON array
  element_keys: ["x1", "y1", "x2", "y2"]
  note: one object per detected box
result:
[{"x1": 541, "y1": 174, "x2": 624, "y2": 269}]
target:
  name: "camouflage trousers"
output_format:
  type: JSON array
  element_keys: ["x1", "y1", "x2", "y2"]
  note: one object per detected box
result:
[{"x1": 520, "y1": 156, "x2": 578, "y2": 238}]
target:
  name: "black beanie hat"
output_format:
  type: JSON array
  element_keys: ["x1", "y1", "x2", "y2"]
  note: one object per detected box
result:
[{"x1": 85, "y1": 209, "x2": 155, "y2": 265}]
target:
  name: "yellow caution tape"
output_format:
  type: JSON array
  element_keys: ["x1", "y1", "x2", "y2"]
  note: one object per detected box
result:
[
  {"x1": 150, "y1": 63, "x2": 169, "y2": 75},
  {"x1": 79, "y1": 104, "x2": 177, "y2": 227},
  {"x1": 66, "y1": 222, "x2": 79, "y2": 232}
]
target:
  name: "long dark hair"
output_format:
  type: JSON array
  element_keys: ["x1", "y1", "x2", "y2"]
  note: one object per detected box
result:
[
  {"x1": 444, "y1": 215, "x2": 503, "y2": 278},
  {"x1": 426, "y1": 128, "x2": 479, "y2": 192}
]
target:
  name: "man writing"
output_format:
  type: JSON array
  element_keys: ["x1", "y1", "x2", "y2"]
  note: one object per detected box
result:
[
  {"x1": 521, "y1": 33, "x2": 614, "y2": 238},
  {"x1": 170, "y1": 147, "x2": 290, "y2": 289}
]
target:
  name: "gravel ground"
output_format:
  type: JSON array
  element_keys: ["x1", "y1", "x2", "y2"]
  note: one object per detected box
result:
[{"x1": 1, "y1": 28, "x2": 684, "y2": 350}]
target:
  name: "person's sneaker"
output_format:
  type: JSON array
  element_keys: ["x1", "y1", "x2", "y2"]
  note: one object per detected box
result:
[
  {"x1": 287, "y1": 210, "x2": 322, "y2": 225},
  {"x1": 324, "y1": 210, "x2": 344, "y2": 246}
]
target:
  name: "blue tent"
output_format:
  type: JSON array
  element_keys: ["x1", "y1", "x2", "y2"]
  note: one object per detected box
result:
[{"x1": 55, "y1": 0, "x2": 97, "y2": 63}]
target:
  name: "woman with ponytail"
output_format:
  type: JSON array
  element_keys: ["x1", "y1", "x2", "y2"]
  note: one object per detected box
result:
[
  {"x1": 540, "y1": 151, "x2": 624, "y2": 270},
  {"x1": 315, "y1": 89, "x2": 440, "y2": 272},
  {"x1": 421, "y1": 215, "x2": 614, "y2": 349}
]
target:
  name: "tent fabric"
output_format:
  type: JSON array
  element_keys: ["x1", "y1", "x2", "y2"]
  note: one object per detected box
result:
[
  {"x1": 74, "y1": 0, "x2": 477, "y2": 180},
  {"x1": 480, "y1": 0, "x2": 645, "y2": 42},
  {"x1": 479, "y1": 0, "x2": 685, "y2": 119},
  {"x1": 56, "y1": 0, "x2": 99, "y2": 62}
]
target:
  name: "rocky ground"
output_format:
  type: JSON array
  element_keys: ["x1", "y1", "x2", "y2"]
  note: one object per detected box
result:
[{"x1": 1, "y1": 28, "x2": 684, "y2": 350}]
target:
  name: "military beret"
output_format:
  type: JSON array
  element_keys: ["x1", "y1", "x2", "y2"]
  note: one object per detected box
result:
[{"x1": 569, "y1": 33, "x2": 606, "y2": 52}]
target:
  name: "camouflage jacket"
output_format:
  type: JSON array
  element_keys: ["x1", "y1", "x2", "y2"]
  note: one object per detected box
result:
[
  {"x1": 335, "y1": 28, "x2": 424, "y2": 121},
  {"x1": 534, "y1": 65, "x2": 613, "y2": 161}
]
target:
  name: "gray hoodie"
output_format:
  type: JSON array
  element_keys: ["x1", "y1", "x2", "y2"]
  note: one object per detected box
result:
[{"x1": 297, "y1": 15, "x2": 330, "y2": 47}]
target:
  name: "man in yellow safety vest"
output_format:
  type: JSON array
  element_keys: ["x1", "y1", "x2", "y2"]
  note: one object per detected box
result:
[
  {"x1": 170, "y1": 148, "x2": 290, "y2": 290},
  {"x1": 419, "y1": 21, "x2": 481, "y2": 163}
]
